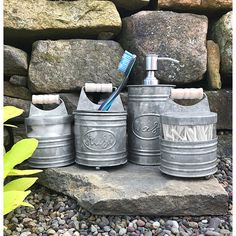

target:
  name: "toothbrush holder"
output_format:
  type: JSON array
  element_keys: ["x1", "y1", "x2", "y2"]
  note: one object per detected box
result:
[{"x1": 73, "y1": 84, "x2": 127, "y2": 168}]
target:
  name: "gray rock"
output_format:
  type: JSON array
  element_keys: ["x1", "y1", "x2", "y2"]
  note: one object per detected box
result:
[
  {"x1": 211, "y1": 11, "x2": 232, "y2": 79},
  {"x1": 188, "y1": 222, "x2": 198, "y2": 228},
  {"x1": 4, "y1": 96, "x2": 31, "y2": 118},
  {"x1": 157, "y1": 0, "x2": 232, "y2": 14},
  {"x1": 208, "y1": 218, "x2": 221, "y2": 230},
  {"x1": 119, "y1": 228, "x2": 127, "y2": 235},
  {"x1": 4, "y1": 81, "x2": 31, "y2": 100},
  {"x1": 171, "y1": 227, "x2": 179, "y2": 235},
  {"x1": 4, "y1": 45, "x2": 28, "y2": 76},
  {"x1": 152, "y1": 221, "x2": 160, "y2": 229},
  {"x1": 205, "y1": 231, "x2": 221, "y2": 236},
  {"x1": 144, "y1": 230, "x2": 152, "y2": 236},
  {"x1": 219, "y1": 229, "x2": 231, "y2": 235},
  {"x1": 29, "y1": 39, "x2": 124, "y2": 93},
  {"x1": 37, "y1": 163, "x2": 228, "y2": 216},
  {"x1": 104, "y1": 226, "x2": 111, "y2": 232},
  {"x1": 9, "y1": 75, "x2": 28, "y2": 87},
  {"x1": 4, "y1": 0, "x2": 121, "y2": 45},
  {"x1": 119, "y1": 11, "x2": 208, "y2": 85},
  {"x1": 63, "y1": 232, "x2": 72, "y2": 236},
  {"x1": 205, "y1": 90, "x2": 232, "y2": 130},
  {"x1": 47, "y1": 229, "x2": 56, "y2": 235},
  {"x1": 20, "y1": 232, "x2": 31, "y2": 236},
  {"x1": 91, "y1": 225, "x2": 98, "y2": 233}
]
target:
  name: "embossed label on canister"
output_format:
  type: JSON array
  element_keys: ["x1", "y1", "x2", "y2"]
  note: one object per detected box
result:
[
  {"x1": 132, "y1": 114, "x2": 160, "y2": 140},
  {"x1": 83, "y1": 129, "x2": 116, "y2": 151}
]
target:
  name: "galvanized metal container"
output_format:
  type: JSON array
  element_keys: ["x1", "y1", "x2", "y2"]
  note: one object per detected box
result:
[
  {"x1": 74, "y1": 87, "x2": 127, "y2": 167},
  {"x1": 160, "y1": 94, "x2": 218, "y2": 177},
  {"x1": 127, "y1": 85, "x2": 175, "y2": 165},
  {"x1": 25, "y1": 100, "x2": 74, "y2": 168}
]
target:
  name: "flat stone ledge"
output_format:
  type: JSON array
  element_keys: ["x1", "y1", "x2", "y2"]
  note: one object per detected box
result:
[{"x1": 38, "y1": 163, "x2": 228, "y2": 216}]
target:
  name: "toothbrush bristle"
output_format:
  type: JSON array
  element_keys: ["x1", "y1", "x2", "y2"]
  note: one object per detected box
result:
[{"x1": 118, "y1": 51, "x2": 136, "y2": 73}]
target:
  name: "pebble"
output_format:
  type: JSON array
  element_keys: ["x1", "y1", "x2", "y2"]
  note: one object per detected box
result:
[
  {"x1": 208, "y1": 218, "x2": 221, "y2": 229},
  {"x1": 171, "y1": 227, "x2": 179, "y2": 235},
  {"x1": 20, "y1": 232, "x2": 31, "y2": 236},
  {"x1": 202, "y1": 219, "x2": 208, "y2": 224},
  {"x1": 47, "y1": 229, "x2": 56, "y2": 235},
  {"x1": 205, "y1": 231, "x2": 221, "y2": 236},
  {"x1": 144, "y1": 230, "x2": 152, "y2": 236},
  {"x1": 188, "y1": 222, "x2": 198, "y2": 228},
  {"x1": 137, "y1": 220, "x2": 145, "y2": 227},
  {"x1": 152, "y1": 221, "x2": 160, "y2": 229},
  {"x1": 219, "y1": 229, "x2": 231, "y2": 235},
  {"x1": 73, "y1": 232, "x2": 80, "y2": 236},
  {"x1": 103, "y1": 226, "x2": 111, "y2": 232},
  {"x1": 91, "y1": 225, "x2": 98, "y2": 233},
  {"x1": 119, "y1": 228, "x2": 127, "y2": 235}
]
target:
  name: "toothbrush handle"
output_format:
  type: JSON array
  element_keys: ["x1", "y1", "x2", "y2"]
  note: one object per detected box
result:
[{"x1": 99, "y1": 63, "x2": 134, "y2": 111}]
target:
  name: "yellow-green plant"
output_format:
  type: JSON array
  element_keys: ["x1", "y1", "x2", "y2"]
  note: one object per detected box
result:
[{"x1": 4, "y1": 106, "x2": 42, "y2": 215}]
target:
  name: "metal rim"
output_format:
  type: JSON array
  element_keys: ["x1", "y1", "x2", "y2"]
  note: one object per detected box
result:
[{"x1": 73, "y1": 110, "x2": 127, "y2": 116}]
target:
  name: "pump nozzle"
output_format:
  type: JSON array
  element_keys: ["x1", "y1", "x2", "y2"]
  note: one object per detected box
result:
[{"x1": 144, "y1": 54, "x2": 179, "y2": 85}]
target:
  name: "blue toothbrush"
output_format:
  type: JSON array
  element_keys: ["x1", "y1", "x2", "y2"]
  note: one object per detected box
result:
[{"x1": 98, "y1": 50, "x2": 136, "y2": 111}]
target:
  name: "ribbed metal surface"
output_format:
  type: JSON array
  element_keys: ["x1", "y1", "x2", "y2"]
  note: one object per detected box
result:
[
  {"x1": 25, "y1": 116, "x2": 74, "y2": 168},
  {"x1": 74, "y1": 111, "x2": 127, "y2": 167},
  {"x1": 160, "y1": 138, "x2": 218, "y2": 177},
  {"x1": 128, "y1": 85, "x2": 174, "y2": 165}
]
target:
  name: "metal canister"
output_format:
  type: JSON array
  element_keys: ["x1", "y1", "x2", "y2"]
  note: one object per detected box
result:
[
  {"x1": 127, "y1": 85, "x2": 174, "y2": 165},
  {"x1": 74, "y1": 86, "x2": 127, "y2": 167},
  {"x1": 25, "y1": 100, "x2": 74, "y2": 168},
  {"x1": 160, "y1": 94, "x2": 218, "y2": 177}
]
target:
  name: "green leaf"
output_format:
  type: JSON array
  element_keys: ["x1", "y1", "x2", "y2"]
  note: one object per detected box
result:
[
  {"x1": 8, "y1": 169, "x2": 42, "y2": 176},
  {"x1": 4, "y1": 106, "x2": 24, "y2": 123},
  {"x1": 21, "y1": 202, "x2": 34, "y2": 208},
  {"x1": 4, "y1": 190, "x2": 31, "y2": 215},
  {"x1": 4, "y1": 177, "x2": 38, "y2": 192},
  {"x1": 4, "y1": 138, "x2": 38, "y2": 179}
]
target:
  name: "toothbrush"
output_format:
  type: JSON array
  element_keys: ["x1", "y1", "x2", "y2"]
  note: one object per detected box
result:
[{"x1": 98, "y1": 50, "x2": 136, "y2": 111}]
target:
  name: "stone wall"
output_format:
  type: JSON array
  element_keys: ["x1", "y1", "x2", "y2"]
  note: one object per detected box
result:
[{"x1": 4, "y1": 0, "x2": 232, "y2": 145}]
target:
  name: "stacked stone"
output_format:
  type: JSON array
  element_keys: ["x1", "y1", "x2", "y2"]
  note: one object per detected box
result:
[{"x1": 4, "y1": 0, "x2": 232, "y2": 134}]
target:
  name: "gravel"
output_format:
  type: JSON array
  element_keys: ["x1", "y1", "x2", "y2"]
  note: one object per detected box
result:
[{"x1": 4, "y1": 133, "x2": 232, "y2": 236}]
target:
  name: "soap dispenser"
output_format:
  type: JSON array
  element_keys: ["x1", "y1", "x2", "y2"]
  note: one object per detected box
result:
[{"x1": 127, "y1": 53, "x2": 179, "y2": 166}]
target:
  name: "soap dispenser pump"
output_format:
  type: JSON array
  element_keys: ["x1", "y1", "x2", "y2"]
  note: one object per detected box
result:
[{"x1": 144, "y1": 54, "x2": 179, "y2": 85}]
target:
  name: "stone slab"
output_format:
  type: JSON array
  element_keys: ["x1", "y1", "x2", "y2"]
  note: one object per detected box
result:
[{"x1": 38, "y1": 163, "x2": 228, "y2": 216}]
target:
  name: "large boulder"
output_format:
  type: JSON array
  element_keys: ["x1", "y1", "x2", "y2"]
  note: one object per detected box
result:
[
  {"x1": 28, "y1": 40, "x2": 124, "y2": 93},
  {"x1": 4, "y1": 45, "x2": 28, "y2": 76},
  {"x1": 211, "y1": 11, "x2": 232, "y2": 79},
  {"x1": 38, "y1": 163, "x2": 228, "y2": 216},
  {"x1": 4, "y1": 0, "x2": 121, "y2": 46},
  {"x1": 119, "y1": 11, "x2": 208, "y2": 85},
  {"x1": 158, "y1": 0, "x2": 232, "y2": 14}
]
